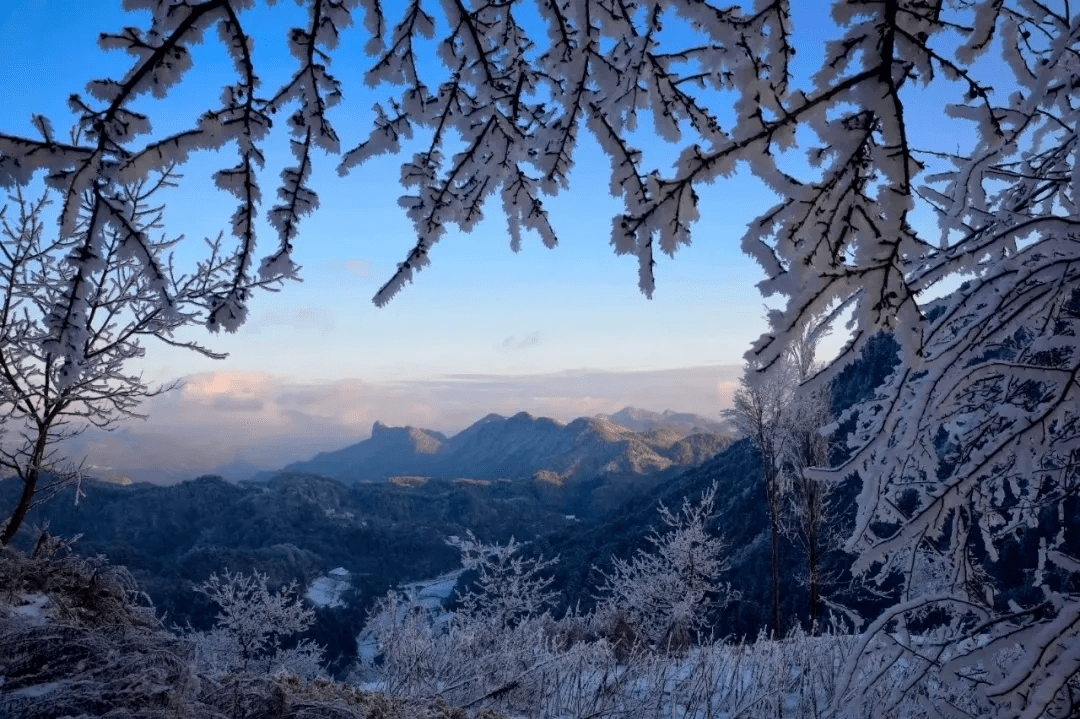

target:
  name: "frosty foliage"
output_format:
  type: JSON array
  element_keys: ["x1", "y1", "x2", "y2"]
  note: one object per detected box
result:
[
  {"x1": 359, "y1": 563, "x2": 980, "y2": 719},
  {"x1": 808, "y1": 4, "x2": 1080, "y2": 713},
  {"x1": 595, "y1": 482, "x2": 733, "y2": 650},
  {"x1": 192, "y1": 569, "x2": 327, "y2": 680},
  {"x1": 357, "y1": 496, "x2": 802, "y2": 717},
  {"x1": 0, "y1": 530, "x2": 158, "y2": 630},
  {"x1": 0, "y1": 178, "x2": 268, "y2": 545},
  {"x1": 359, "y1": 535, "x2": 561, "y2": 706},
  {"x1": 3, "y1": 1, "x2": 1080, "y2": 714},
  {"x1": 0, "y1": 0, "x2": 975, "y2": 319},
  {"x1": 0, "y1": 540, "x2": 490, "y2": 719},
  {"x1": 447, "y1": 531, "x2": 559, "y2": 631}
]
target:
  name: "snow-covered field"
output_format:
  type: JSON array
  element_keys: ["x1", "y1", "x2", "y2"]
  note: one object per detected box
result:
[{"x1": 306, "y1": 566, "x2": 353, "y2": 608}]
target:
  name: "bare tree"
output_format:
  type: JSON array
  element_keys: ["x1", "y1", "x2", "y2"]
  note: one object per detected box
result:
[
  {"x1": 779, "y1": 331, "x2": 835, "y2": 631},
  {"x1": 0, "y1": 176, "x2": 268, "y2": 545},
  {"x1": 725, "y1": 361, "x2": 794, "y2": 636}
]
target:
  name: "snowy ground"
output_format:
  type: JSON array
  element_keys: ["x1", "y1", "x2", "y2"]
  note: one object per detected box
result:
[{"x1": 306, "y1": 567, "x2": 352, "y2": 608}]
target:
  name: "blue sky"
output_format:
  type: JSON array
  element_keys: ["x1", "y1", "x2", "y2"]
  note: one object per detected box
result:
[
  {"x1": 1, "y1": 0, "x2": 772, "y2": 382},
  {"x1": 0, "y1": 1, "x2": 984, "y2": 480}
]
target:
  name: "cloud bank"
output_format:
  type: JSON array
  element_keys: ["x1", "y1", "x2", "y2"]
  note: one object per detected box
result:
[{"x1": 63, "y1": 365, "x2": 742, "y2": 484}]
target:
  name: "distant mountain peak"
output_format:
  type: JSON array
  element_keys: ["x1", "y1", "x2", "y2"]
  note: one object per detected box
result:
[
  {"x1": 599, "y1": 406, "x2": 727, "y2": 434},
  {"x1": 280, "y1": 407, "x2": 730, "y2": 487},
  {"x1": 613, "y1": 406, "x2": 653, "y2": 418}
]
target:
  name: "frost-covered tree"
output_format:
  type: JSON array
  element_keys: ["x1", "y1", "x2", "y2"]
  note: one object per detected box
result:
[
  {"x1": 782, "y1": 390, "x2": 835, "y2": 632},
  {"x1": 360, "y1": 535, "x2": 560, "y2": 705},
  {"x1": 194, "y1": 569, "x2": 325, "y2": 678},
  {"x1": 0, "y1": 176, "x2": 263, "y2": 545},
  {"x1": 597, "y1": 483, "x2": 733, "y2": 651},
  {"x1": 448, "y1": 531, "x2": 559, "y2": 632},
  {"x1": 727, "y1": 319, "x2": 837, "y2": 634},
  {"x1": 782, "y1": 322, "x2": 836, "y2": 631},
  {"x1": 358, "y1": 588, "x2": 450, "y2": 697},
  {"x1": 4, "y1": 1, "x2": 1080, "y2": 713},
  {"x1": 726, "y1": 352, "x2": 796, "y2": 635}
]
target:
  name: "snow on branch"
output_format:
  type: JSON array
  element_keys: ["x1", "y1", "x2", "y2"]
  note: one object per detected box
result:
[{"x1": 4, "y1": 3, "x2": 1080, "y2": 712}]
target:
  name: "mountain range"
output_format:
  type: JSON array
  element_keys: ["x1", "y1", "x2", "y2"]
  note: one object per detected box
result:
[
  {"x1": 595, "y1": 407, "x2": 729, "y2": 434},
  {"x1": 276, "y1": 407, "x2": 731, "y2": 487}
]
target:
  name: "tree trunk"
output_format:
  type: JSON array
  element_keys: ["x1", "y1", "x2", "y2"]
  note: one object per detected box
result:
[
  {"x1": 1, "y1": 431, "x2": 47, "y2": 546},
  {"x1": 808, "y1": 527, "x2": 820, "y2": 632},
  {"x1": 806, "y1": 478, "x2": 822, "y2": 633},
  {"x1": 764, "y1": 464, "x2": 782, "y2": 637},
  {"x1": 769, "y1": 497, "x2": 781, "y2": 636}
]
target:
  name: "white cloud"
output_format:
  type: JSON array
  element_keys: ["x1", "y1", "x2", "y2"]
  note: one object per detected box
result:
[{"x1": 341, "y1": 258, "x2": 372, "y2": 277}]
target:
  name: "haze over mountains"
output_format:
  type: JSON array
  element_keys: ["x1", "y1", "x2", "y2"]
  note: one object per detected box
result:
[{"x1": 277, "y1": 407, "x2": 731, "y2": 485}]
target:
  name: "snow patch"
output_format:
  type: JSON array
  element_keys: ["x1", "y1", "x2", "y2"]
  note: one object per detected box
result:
[
  {"x1": 306, "y1": 568, "x2": 351, "y2": 608},
  {"x1": 5, "y1": 680, "x2": 67, "y2": 698},
  {"x1": 414, "y1": 570, "x2": 462, "y2": 605},
  {"x1": 10, "y1": 593, "x2": 50, "y2": 625}
]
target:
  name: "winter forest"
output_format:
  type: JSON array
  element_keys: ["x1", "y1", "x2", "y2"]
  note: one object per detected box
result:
[{"x1": 1, "y1": 0, "x2": 1079, "y2": 717}]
